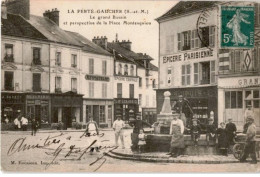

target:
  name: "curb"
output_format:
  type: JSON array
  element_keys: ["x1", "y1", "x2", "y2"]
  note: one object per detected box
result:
[{"x1": 105, "y1": 150, "x2": 244, "y2": 164}]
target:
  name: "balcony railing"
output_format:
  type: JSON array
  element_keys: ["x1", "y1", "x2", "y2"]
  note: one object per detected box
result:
[
  {"x1": 55, "y1": 88, "x2": 62, "y2": 93},
  {"x1": 4, "y1": 86, "x2": 14, "y2": 91},
  {"x1": 33, "y1": 87, "x2": 41, "y2": 92},
  {"x1": 4, "y1": 55, "x2": 14, "y2": 62}
]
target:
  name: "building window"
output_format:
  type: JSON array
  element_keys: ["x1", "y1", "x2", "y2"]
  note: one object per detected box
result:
[
  {"x1": 183, "y1": 31, "x2": 191, "y2": 50},
  {"x1": 130, "y1": 65, "x2": 134, "y2": 76},
  {"x1": 71, "y1": 78, "x2": 77, "y2": 92},
  {"x1": 139, "y1": 77, "x2": 142, "y2": 87},
  {"x1": 33, "y1": 48, "x2": 41, "y2": 65},
  {"x1": 194, "y1": 63, "x2": 199, "y2": 85},
  {"x1": 139, "y1": 94, "x2": 142, "y2": 106},
  {"x1": 4, "y1": 44, "x2": 14, "y2": 62},
  {"x1": 55, "y1": 52, "x2": 61, "y2": 66},
  {"x1": 225, "y1": 91, "x2": 243, "y2": 109},
  {"x1": 129, "y1": 84, "x2": 134, "y2": 98},
  {"x1": 200, "y1": 27, "x2": 209, "y2": 47},
  {"x1": 124, "y1": 64, "x2": 128, "y2": 75},
  {"x1": 33, "y1": 73, "x2": 41, "y2": 92},
  {"x1": 209, "y1": 26, "x2": 215, "y2": 47},
  {"x1": 191, "y1": 30, "x2": 201, "y2": 49},
  {"x1": 71, "y1": 54, "x2": 77, "y2": 68},
  {"x1": 117, "y1": 83, "x2": 122, "y2": 98},
  {"x1": 181, "y1": 65, "x2": 190, "y2": 86},
  {"x1": 89, "y1": 82, "x2": 94, "y2": 98},
  {"x1": 89, "y1": 58, "x2": 94, "y2": 74},
  {"x1": 4, "y1": 71, "x2": 14, "y2": 91},
  {"x1": 55, "y1": 76, "x2": 62, "y2": 92},
  {"x1": 118, "y1": 64, "x2": 122, "y2": 75},
  {"x1": 99, "y1": 106, "x2": 105, "y2": 123},
  {"x1": 201, "y1": 62, "x2": 210, "y2": 85},
  {"x1": 102, "y1": 61, "x2": 107, "y2": 75},
  {"x1": 146, "y1": 95, "x2": 149, "y2": 107},
  {"x1": 152, "y1": 79, "x2": 156, "y2": 88},
  {"x1": 146, "y1": 78, "x2": 149, "y2": 88},
  {"x1": 102, "y1": 83, "x2": 107, "y2": 98}
]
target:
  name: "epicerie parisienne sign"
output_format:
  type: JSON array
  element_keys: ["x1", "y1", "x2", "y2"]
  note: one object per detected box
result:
[
  {"x1": 162, "y1": 49, "x2": 214, "y2": 64},
  {"x1": 221, "y1": 6, "x2": 254, "y2": 48}
]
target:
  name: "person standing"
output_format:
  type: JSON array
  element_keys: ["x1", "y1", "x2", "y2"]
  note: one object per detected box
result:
[
  {"x1": 168, "y1": 114, "x2": 185, "y2": 157},
  {"x1": 129, "y1": 113, "x2": 151, "y2": 151},
  {"x1": 240, "y1": 116, "x2": 257, "y2": 164},
  {"x1": 85, "y1": 116, "x2": 100, "y2": 154},
  {"x1": 206, "y1": 117, "x2": 216, "y2": 147},
  {"x1": 244, "y1": 105, "x2": 254, "y2": 121},
  {"x1": 113, "y1": 114, "x2": 125, "y2": 149},
  {"x1": 225, "y1": 118, "x2": 237, "y2": 146},
  {"x1": 14, "y1": 116, "x2": 21, "y2": 130},
  {"x1": 31, "y1": 118, "x2": 39, "y2": 136},
  {"x1": 20, "y1": 115, "x2": 28, "y2": 131},
  {"x1": 216, "y1": 122, "x2": 229, "y2": 156}
]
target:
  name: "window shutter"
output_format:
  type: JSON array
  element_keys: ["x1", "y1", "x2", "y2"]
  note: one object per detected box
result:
[
  {"x1": 194, "y1": 63, "x2": 199, "y2": 85},
  {"x1": 210, "y1": 61, "x2": 216, "y2": 84},
  {"x1": 178, "y1": 33, "x2": 181, "y2": 51},
  {"x1": 181, "y1": 65, "x2": 186, "y2": 85},
  {"x1": 191, "y1": 30, "x2": 195, "y2": 49},
  {"x1": 186, "y1": 65, "x2": 191, "y2": 85}
]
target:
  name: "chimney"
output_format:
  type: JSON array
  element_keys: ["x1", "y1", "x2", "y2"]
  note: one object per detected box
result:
[
  {"x1": 6, "y1": 0, "x2": 30, "y2": 20},
  {"x1": 43, "y1": 8, "x2": 59, "y2": 26},
  {"x1": 1, "y1": 2, "x2": 7, "y2": 19},
  {"x1": 118, "y1": 39, "x2": 132, "y2": 50},
  {"x1": 92, "y1": 36, "x2": 108, "y2": 50}
]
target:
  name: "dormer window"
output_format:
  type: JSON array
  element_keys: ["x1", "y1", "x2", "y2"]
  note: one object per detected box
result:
[
  {"x1": 124, "y1": 64, "x2": 128, "y2": 75},
  {"x1": 4, "y1": 44, "x2": 14, "y2": 62},
  {"x1": 118, "y1": 64, "x2": 122, "y2": 75}
]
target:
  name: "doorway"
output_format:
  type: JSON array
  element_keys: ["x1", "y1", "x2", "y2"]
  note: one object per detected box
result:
[{"x1": 63, "y1": 107, "x2": 72, "y2": 128}]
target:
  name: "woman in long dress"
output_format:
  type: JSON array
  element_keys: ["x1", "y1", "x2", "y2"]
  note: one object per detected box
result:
[{"x1": 216, "y1": 122, "x2": 229, "y2": 156}]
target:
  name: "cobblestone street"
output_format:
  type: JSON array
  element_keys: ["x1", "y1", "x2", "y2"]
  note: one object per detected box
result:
[{"x1": 1, "y1": 129, "x2": 259, "y2": 172}]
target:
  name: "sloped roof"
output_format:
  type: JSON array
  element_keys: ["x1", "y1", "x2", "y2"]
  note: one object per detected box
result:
[
  {"x1": 66, "y1": 31, "x2": 112, "y2": 56},
  {"x1": 28, "y1": 15, "x2": 82, "y2": 47},
  {"x1": 1, "y1": 13, "x2": 48, "y2": 40},
  {"x1": 107, "y1": 42, "x2": 158, "y2": 71},
  {"x1": 156, "y1": 1, "x2": 218, "y2": 22}
]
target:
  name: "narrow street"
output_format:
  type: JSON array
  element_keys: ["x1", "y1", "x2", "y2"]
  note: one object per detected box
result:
[{"x1": 1, "y1": 130, "x2": 259, "y2": 172}]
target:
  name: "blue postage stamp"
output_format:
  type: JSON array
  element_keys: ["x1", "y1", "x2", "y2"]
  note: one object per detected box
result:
[{"x1": 221, "y1": 6, "x2": 255, "y2": 48}]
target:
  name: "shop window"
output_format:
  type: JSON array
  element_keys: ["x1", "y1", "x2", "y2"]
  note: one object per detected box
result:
[
  {"x1": 102, "y1": 83, "x2": 107, "y2": 98},
  {"x1": 71, "y1": 54, "x2": 77, "y2": 68},
  {"x1": 225, "y1": 91, "x2": 242, "y2": 109},
  {"x1": 32, "y1": 47, "x2": 41, "y2": 65},
  {"x1": 181, "y1": 64, "x2": 190, "y2": 86},
  {"x1": 139, "y1": 77, "x2": 142, "y2": 87},
  {"x1": 102, "y1": 60, "x2": 107, "y2": 75},
  {"x1": 253, "y1": 90, "x2": 260, "y2": 108},
  {"x1": 41, "y1": 105, "x2": 49, "y2": 124},
  {"x1": 99, "y1": 106, "x2": 105, "y2": 123},
  {"x1": 139, "y1": 94, "x2": 142, "y2": 106},
  {"x1": 129, "y1": 84, "x2": 134, "y2": 98},
  {"x1": 33, "y1": 73, "x2": 41, "y2": 92},
  {"x1": 89, "y1": 82, "x2": 94, "y2": 98},
  {"x1": 118, "y1": 64, "x2": 122, "y2": 75},
  {"x1": 124, "y1": 64, "x2": 128, "y2": 75},
  {"x1": 4, "y1": 44, "x2": 14, "y2": 62},
  {"x1": 55, "y1": 52, "x2": 61, "y2": 66},
  {"x1": 130, "y1": 65, "x2": 134, "y2": 76},
  {"x1": 55, "y1": 77, "x2": 62, "y2": 93},
  {"x1": 71, "y1": 78, "x2": 77, "y2": 93},
  {"x1": 117, "y1": 83, "x2": 122, "y2": 98},
  {"x1": 245, "y1": 91, "x2": 252, "y2": 107},
  {"x1": 89, "y1": 58, "x2": 94, "y2": 74},
  {"x1": 146, "y1": 78, "x2": 149, "y2": 88}
]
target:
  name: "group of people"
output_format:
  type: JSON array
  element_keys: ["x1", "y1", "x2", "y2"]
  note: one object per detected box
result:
[{"x1": 3, "y1": 114, "x2": 39, "y2": 136}]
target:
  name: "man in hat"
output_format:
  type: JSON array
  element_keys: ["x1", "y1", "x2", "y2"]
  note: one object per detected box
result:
[
  {"x1": 225, "y1": 118, "x2": 237, "y2": 146},
  {"x1": 240, "y1": 116, "x2": 257, "y2": 164},
  {"x1": 244, "y1": 105, "x2": 254, "y2": 122},
  {"x1": 113, "y1": 114, "x2": 125, "y2": 149},
  {"x1": 129, "y1": 113, "x2": 152, "y2": 151},
  {"x1": 206, "y1": 117, "x2": 216, "y2": 147},
  {"x1": 172, "y1": 95, "x2": 193, "y2": 128},
  {"x1": 190, "y1": 116, "x2": 201, "y2": 146}
]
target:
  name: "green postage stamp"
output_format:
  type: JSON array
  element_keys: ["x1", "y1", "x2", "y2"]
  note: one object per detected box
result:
[{"x1": 221, "y1": 6, "x2": 255, "y2": 48}]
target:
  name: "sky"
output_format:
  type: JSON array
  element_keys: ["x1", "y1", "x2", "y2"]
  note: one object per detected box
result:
[{"x1": 30, "y1": 0, "x2": 178, "y2": 66}]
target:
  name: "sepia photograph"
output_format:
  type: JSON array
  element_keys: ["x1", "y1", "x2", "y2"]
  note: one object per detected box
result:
[{"x1": 1, "y1": 0, "x2": 260, "y2": 173}]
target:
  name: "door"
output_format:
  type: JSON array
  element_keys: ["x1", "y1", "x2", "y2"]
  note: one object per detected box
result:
[
  {"x1": 63, "y1": 107, "x2": 72, "y2": 128},
  {"x1": 35, "y1": 105, "x2": 41, "y2": 126},
  {"x1": 93, "y1": 105, "x2": 99, "y2": 125}
]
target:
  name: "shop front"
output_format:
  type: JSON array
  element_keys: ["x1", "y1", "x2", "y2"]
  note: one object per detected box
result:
[
  {"x1": 218, "y1": 76, "x2": 260, "y2": 132},
  {"x1": 142, "y1": 108, "x2": 157, "y2": 124},
  {"x1": 84, "y1": 99, "x2": 114, "y2": 128},
  {"x1": 156, "y1": 86, "x2": 218, "y2": 127},
  {"x1": 25, "y1": 93, "x2": 51, "y2": 128},
  {"x1": 1, "y1": 93, "x2": 25, "y2": 122},
  {"x1": 51, "y1": 92, "x2": 83, "y2": 129},
  {"x1": 114, "y1": 98, "x2": 139, "y2": 123}
]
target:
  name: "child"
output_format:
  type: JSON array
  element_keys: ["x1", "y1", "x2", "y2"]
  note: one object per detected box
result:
[
  {"x1": 191, "y1": 118, "x2": 201, "y2": 146},
  {"x1": 138, "y1": 129, "x2": 146, "y2": 153},
  {"x1": 216, "y1": 122, "x2": 229, "y2": 156}
]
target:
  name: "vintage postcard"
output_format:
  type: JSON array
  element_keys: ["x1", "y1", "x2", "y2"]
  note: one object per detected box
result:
[{"x1": 1, "y1": 0, "x2": 260, "y2": 173}]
